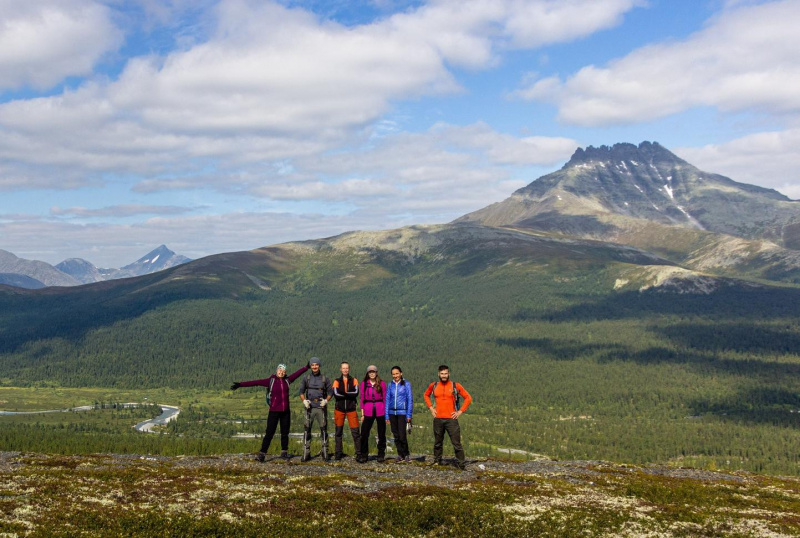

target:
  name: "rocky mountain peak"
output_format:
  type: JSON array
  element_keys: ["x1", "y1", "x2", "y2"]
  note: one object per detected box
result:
[
  {"x1": 117, "y1": 245, "x2": 192, "y2": 278},
  {"x1": 124, "y1": 245, "x2": 175, "y2": 268},
  {"x1": 459, "y1": 140, "x2": 800, "y2": 248},
  {"x1": 56, "y1": 258, "x2": 104, "y2": 284},
  {"x1": 565, "y1": 141, "x2": 687, "y2": 169}
]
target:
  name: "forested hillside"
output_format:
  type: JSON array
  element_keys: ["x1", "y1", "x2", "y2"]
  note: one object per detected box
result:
[{"x1": 3, "y1": 227, "x2": 800, "y2": 474}]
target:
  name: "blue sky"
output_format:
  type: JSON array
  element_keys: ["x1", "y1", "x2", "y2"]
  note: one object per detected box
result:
[{"x1": 1, "y1": 0, "x2": 799, "y2": 267}]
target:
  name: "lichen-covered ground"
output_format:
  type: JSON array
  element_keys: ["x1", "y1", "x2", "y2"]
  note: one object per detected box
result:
[{"x1": 1, "y1": 451, "x2": 799, "y2": 537}]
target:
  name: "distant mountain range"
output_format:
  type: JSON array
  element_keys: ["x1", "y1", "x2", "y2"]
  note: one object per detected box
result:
[
  {"x1": 0, "y1": 245, "x2": 191, "y2": 288},
  {"x1": 4, "y1": 141, "x2": 800, "y2": 293}
]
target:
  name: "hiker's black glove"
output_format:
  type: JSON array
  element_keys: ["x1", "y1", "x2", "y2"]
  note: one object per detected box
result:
[{"x1": 230, "y1": 382, "x2": 241, "y2": 391}]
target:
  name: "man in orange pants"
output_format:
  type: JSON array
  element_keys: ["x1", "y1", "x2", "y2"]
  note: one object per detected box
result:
[{"x1": 332, "y1": 361, "x2": 362, "y2": 461}]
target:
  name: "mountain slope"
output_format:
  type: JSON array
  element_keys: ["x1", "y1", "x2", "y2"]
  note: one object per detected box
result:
[
  {"x1": 55, "y1": 258, "x2": 105, "y2": 284},
  {"x1": 0, "y1": 273, "x2": 45, "y2": 289},
  {"x1": 459, "y1": 141, "x2": 800, "y2": 244},
  {"x1": 114, "y1": 245, "x2": 192, "y2": 279},
  {"x1": 0, "y1": 250, "x2": 80, "y2": 287},
  {"x1": 456, "y1": 141, "x2": 800, "y2": 282},
  {"x1": 3, "y1": 222, "x2": 800, "y2": 475},
  {"x1": 0, "y1": 245, "x2": 193, "y2": 289}
]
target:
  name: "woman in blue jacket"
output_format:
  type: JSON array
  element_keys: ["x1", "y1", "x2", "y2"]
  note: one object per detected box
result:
[{"x1": 385, "y1": 365, "x2": 413, "y2": 462}]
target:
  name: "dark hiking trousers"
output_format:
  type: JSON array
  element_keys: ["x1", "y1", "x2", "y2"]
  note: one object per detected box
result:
[
  {"x1": 261, "y1": 410, "x2": 291, "y2": 453},
  {"x1": 360, "y1": 415, "x2": 387, "y2": 457},
  {"x1": 389, "y1": 414, "x2": 410, "y2": 458},
  {"x1": 433, "y1": 418, "x2": 464, "y2": 463},
  {"x1": 303, "y1": 407, "x2": 329, "y2": 459}
]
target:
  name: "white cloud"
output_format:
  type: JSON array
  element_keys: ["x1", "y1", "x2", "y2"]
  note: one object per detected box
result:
[
  {"x1": 432, "y1": 122, "x2": 577, "y2": 165},
  {"x1": 0, "y1": 0, "x2": 631, "y2": 191},
  {"x1": 249, "y1": 123, "x2": 575, "y2": 213},
  {"x1": 0, "y1": 0, "x2": 121, "y2": 90},
  {"x1": 250, "y1": 179, "x2": 399, "y2": 201},
  {"x1": 675, "y1": 128, "x2": 800, "y2": 199},
  {"x1": 501, "y1": 0, "x2": 643, "y2": 49},
  {"x1": 1, "y1": 123, "x2": 573, "y2": 266},
  {"x1": 0, "y1": 0, "x2": 631, "y2": 266},
  {"x1": 108, "y1": 0, "x2": 458, "y2": 136},
  {"x1": 49, "y1": 204, "x2": 197, "y2": 218},
  {"x1": 517, "y1": 0, "x2": 800, "y2": 126}
]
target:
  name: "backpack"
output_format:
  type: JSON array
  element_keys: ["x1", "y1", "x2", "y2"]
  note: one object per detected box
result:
[
  {"x1": 265, "y1": 378, "x2": 276, "y2": 406},
  {"x1": 303, "y1": 373, "x2": 329, "y2": 399},
  {"x1": 432, "y1": 380, "x2": 462, "y2": 411}
]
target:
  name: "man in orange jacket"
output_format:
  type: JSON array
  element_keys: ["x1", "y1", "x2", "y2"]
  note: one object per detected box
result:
[{"x1": 424, "y1": 364, "x2": 472, "y2": 470}]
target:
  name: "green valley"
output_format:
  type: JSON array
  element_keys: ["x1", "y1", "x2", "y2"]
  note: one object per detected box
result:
[{"x1": 3, "y1": 224, "x2": 800, "y2": 475}]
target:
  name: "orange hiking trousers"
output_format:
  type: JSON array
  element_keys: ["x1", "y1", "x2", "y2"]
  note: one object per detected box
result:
[{"x1": 334, "y1": 409, "x2": 359, "y2": 428}]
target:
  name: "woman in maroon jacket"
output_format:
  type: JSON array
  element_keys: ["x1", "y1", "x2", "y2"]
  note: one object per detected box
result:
[
  {"x1": 359, "y1": 365, "x2": 387, "y2": 463},
  {"x1": 231, "y1": 361, "x2": 309, "y2": 461}
]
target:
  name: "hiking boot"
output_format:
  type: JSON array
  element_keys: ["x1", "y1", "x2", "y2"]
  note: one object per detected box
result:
[
  {"x1": 356, "y1": 455, "x2": 367, "y2": 463},
  {"x1": 256, "y1": 452, "x2": 266, "y2": 463},
  {"x1": 280, "y1": 451, "x2": 289, "y2": 459},
  {"x1": 335, "y1": 453, "x2": 345, "y2": 461},
  {"x1": 377, "y1": 452, "x2": 385, "y2": 463},
  {"x1": 301, "y1": 454, "x2": 311, "y2": 463},
  {"x1": 395, "y1": 456, "x2": 403, "y2": 463},
  {"x1": 404, "y1": 455, "x2": 412, "y2": 463},
  {"x1": 430, "y1": 459, "x2": 442, "y2": 466},
  {"x1": 457, "y1": 461, "x2": 466, "y2": 471}
]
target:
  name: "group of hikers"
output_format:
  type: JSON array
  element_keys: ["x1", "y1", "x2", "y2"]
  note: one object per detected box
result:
[{"x1": 231, "y1": 358, "x2": 473, "y2": 469}]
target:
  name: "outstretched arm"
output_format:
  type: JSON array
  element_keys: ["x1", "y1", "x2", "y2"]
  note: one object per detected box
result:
[
  {"x1": 287, "y1": 364, "x2": 310, "y2": 383},
  {"x1": 233, "y1": 378, "x2": 272, "y2": 389}
]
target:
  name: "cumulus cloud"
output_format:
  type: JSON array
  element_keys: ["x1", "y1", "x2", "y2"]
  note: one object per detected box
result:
[
  {"x1": 238, "y1": 123, "x2": 575, "y2": 212},
  {"x1": 431, "y1": 122, "x2": 577, "y2": 165},
  {"x1": 0, "y1": 0, "x2": 631, "y2": 266},
  {"x1": 0, "y1": 0, "x2": 121, "y2": 90},
  {"x1": 675, "y1": 128, "x2": 800, "y2": 199},
  {"x1": 516, "y1": 0, "x2": 800, "y2": 126},
  {"x1": 0, "y1": 0, "x2": 631, "y2": 189},
  {"x1": 124, "y1": 122, "x2": 573, "y2": 210}
]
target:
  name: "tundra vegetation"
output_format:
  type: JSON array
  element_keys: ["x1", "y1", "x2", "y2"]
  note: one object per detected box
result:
[{"x1": 2, "y1": 451, "x2": 800, "y2": 537}]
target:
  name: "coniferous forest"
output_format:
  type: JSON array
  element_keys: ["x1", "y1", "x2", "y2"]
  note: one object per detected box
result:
[{"x1": 2, "y1": 245, "x2": 800, "y2": 475}]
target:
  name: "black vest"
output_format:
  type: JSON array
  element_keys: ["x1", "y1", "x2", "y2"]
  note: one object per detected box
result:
[{"x1": 334, "y1": 376, "x2": 358, "y2": 412}]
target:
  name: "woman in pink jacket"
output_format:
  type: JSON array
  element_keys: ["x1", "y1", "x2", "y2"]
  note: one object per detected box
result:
[{"x1": 359, "y1": 365, "x2": 387, "y2": 463}]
